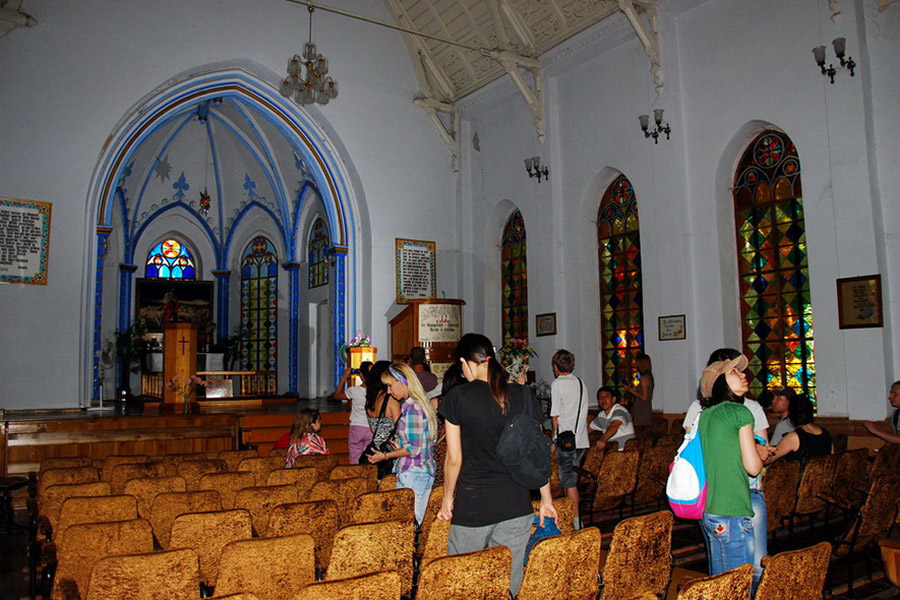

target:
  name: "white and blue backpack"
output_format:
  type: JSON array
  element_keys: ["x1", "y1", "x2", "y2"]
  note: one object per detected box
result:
[{"x1": 666, "y1": 413, "x2": 707, "y2": 519}]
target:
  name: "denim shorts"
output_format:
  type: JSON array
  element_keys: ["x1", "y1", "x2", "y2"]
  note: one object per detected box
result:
[
  {"x1": 556, "y1": 447, "x2": 585, "y2": 489},
  {"x1": 700, "y1": 512, "x2": 755, "y2": 577}
]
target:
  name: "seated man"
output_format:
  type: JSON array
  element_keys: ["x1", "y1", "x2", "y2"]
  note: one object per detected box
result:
[
  {"x1": 863, "y1": 380, "x2": 900, "y2": 445},
  {"x1": 589, "y1": 386, "x2": 635, "y2": 451},
  {"x1": 768, "y1": 386, "x2": 797, "y2": 445}
]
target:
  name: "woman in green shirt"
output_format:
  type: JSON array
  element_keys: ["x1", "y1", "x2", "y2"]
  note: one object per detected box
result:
[{"x1": 697, "y1": 354, "x2": 764, "y2": 588}]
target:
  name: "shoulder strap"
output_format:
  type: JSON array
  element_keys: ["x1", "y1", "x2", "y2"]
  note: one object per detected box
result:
[{"x1": 574, "y1": 377, "x2": 584, "y2": 430}]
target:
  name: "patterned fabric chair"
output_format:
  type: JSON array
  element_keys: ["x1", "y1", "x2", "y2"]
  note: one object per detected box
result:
[
  {"x1": 580, "y1": 450, "x2": 639, "y2": 524},
  {"x1": 828, "y1": 449, "x2": 869, "y2": 510},
  {"x1": 518, "y1": 527, "x2": 602, "y2": 600},
  {"x1": 632, "y1": 445, "x2": 674, "y2": 509},
  {"x1": 100, "y1": 455, "x2": 152, "y2": 482},
  {"x1": 161, "y1": 452, "x2": 207, "y2": 476},
  {"x1": 419, "y1": 517, "x2": 451, "y2": 567},
  {"x1": 530, "y1": 497, "x2": 575, "y2": 535},
  {"x1": 416, "y1": 545, "x2": 511, "y2": 600},
  {"x1": 326, "y1": 520, "x2": 415, "y2": 596},
  {"x1": 217, "y1": 449, "x2": 260, "y2": 472},
  {"x1": 233, "y1": 484, "x2": 299, "y2": 536},
  {"x1": 85, "y1": 548, "x2": 199, "y2": 600},
  {"x1": 792, "y1": 454, "x2": 838, "y2": 523},
  {"x1": 176, "y1": 458, "x2": 228, "y2": 491},
  {"x1": 286, "y1": 454, "x2": 338, "y2": 481},
  {"x1": 149, "y1": 489, "x2": 222, "y2": 548},
  {"x1": 123, "y1": 475, "x2": 186, "y2": 518},
  {"x1": 763, "y1": 459, "x2": 801, "y2": 537},
  {"x1": 198, "y1": 471, "x2": 257, "y2": 509},
  {"x1": 168, "y1": 509, "x2": 253, "y2": 587},
  {"x1": 37, "y1": 481, "x2": 111, "y2": 539},
  {"x1": 108, "y1": 461, "x2": 166, "y2": 494},
  {"x1": 37, "y1": 467, "x2": 100, "y2": 500},
  {"x1": 214, "y1": 534, "x2": 316, "y2": 600},
  {"x1": 329, "y1": 464, "x2": 378, "y2": 486},
  {"x1": 39, "y1": 457, "x2": 93, "y2": 473},
  {"x1": 350, "y1": 488, "x2": 416, "y2": 525},
  {"x1": 237, "y1": 456, "x2": 284, "y2": 487},
  {"x1": 755, "y1": 542, "x2": 831, "y2": 600},
  {"x1": 675, "y1": 564, "x2": 753, "y2": 600},
  {"x1": 600, "y1": 510, "x2": 673, "y2": 600},
  {"x1": 418, "y1": 485, "x2": 444, "y2": 550},
  {"x1": 51, "y1": 518, "x2": 153, "y2": 600},
  {"x1": 267, "y1": 500, "x2": 339, "y2": 573},
  {"x1": 310, "y1": 478, "x2": 370, "y2": 529},
  {"x1": 299, "y1": 570, "x2": 401, "y2": 600},
  {"x1": 378, "y1": 474, "x2": 397, "y2": 490},
  {"x1": 265, "y1": 467, "x2": 319, "y2": 499},
  {"x1": 55, "y1": 495, "x2": 138, "y2": 544}
]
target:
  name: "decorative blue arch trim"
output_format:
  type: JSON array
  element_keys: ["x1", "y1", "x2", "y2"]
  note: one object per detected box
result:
[
  {"x1": 223, "y1": 200, "x2": 288, "y2": 268},
  {"x1": 132, "y1": 200, "x2": 221, "y2": 262}
]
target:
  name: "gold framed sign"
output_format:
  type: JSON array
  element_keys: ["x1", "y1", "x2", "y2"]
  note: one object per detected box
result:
[
  {"x1": 837, "y1": 274, "x2": 883, "y2": 329},
  {"x1": 395, "y1": 238, "x2": 436, "y2": 303},
  {"x1": 0, "y1": 197, "x2": 52, "y2": 285}
]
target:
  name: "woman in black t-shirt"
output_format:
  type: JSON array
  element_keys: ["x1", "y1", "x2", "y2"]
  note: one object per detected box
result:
[{"x1": 437, "y1": 333, "x2": 556, "y2": 596}]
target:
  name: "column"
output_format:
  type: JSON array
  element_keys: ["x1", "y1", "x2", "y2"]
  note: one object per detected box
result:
[
  {"x1": 282, "y1": 262, "x2": 301, "y2": 395},
  {"x1": 211, "y1": 269, "x2": 231, "y2": 341},
  {"x1": 92, "y1": 227, "x2": 112, "y2": 403},
  {"x1": 330, "y1": 246, "x2": 348, "y2": 389},
  {"x1": 117, "y1": 263, "x2": 138, "y2": 390}
]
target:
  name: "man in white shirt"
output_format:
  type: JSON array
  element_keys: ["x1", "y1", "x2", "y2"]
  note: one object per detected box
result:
[
  {"x1": 768, "y1": 387, "x2": 796, "y2": 445},
  {"x1": 590, "y1": 386, "x2": 635, "y2": 451},
  {"x1": 550, "y1": 349, "x2": 590, "y2": 525}
]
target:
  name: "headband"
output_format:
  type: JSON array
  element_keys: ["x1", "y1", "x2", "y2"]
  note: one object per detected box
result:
[{"x1": 388, "y1": 366, "x2": 408, "y2": 385}]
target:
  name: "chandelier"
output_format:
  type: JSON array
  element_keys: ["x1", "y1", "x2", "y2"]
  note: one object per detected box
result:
[{"x1": 280, "y1": 2, "x2": 338, "y2": 106}]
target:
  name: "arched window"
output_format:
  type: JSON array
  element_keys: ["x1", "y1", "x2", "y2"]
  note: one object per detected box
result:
[
  {"x1": 597, "y1": 175, "x2": 643, "y2": 388},
  {"x1": 501, "y1": 209, "x2": 528, "y2": 345},
  {"x1": 145, "y1": 239, "x2": 196, "y2": 279},
  {"x1": 734, "y1": 131, "x2": 815, "y2": 400},
  {"x1": 240, "y1": 236, "x2": 278, "y2": 372},
  {"x1": 308, "y1": 218, "x2": 330, "y2": 289}
]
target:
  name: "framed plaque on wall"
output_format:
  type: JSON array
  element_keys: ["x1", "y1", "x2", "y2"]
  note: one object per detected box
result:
[
  {"x1": 0, "y1": 197, "x2": 52, "y2": 285},
  {"x1": 395, "y1": 238, "x2": 436, "y2": 303}
]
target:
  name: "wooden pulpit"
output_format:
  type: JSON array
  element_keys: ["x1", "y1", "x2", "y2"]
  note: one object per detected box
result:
[
  {"x1": 163, "y1": 322, "x2": 198, "y2": 404},
  {"x1": 389, "y1": 299, "x2": 465, "y2": 379}
]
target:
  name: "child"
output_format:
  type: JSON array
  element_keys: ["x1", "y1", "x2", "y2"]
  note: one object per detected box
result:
[{"x1": 284, "y1": 408, "x2": 330, "y2": 468}]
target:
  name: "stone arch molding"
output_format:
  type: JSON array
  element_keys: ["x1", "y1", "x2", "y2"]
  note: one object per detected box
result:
[{"x1": 80, "y1": 65, "x2": 365, "y2": 404}]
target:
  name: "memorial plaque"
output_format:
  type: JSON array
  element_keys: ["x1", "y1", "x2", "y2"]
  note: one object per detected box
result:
[
  {"x1": 418, "y1": 303, "x2": 462, "y2": 343},
  {"x1": 0, "y1": 198, "x2": 51, "y2": 285},
  {"x1": 395, "y1": 238, "x2": 436, "y2": 303}
]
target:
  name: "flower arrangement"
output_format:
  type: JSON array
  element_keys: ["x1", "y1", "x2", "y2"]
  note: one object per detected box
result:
[
  {"x1": 347, "y1": 331, "x2": 371, "y2": 347},
  {"x1": 165, "y1": 375, "x2": 206, "y2": 403},
  {"x1": 498, "y1": 338, "x2": 538, "y2": 380}
]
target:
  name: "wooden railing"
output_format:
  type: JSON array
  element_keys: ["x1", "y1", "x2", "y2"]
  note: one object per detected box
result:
[{"x1": 141, "y1": 371, "x2": 277, "y2": 399}]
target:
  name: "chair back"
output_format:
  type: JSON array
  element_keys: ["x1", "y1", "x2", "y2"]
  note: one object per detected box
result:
[
  {"x1": 38, "y1": 466, "x2": 100, "y2": 498},
  {"x1": 763, "y1": 459, "x2": 801, "y2": 533},
  {"x1": 755, "y1": 542, "x2": 832, "y2": 600},
  {"x1": 310, "y1": 477, "x2": 370, "y2": 528},
  {"x1": 56, "y1": 494, "x2": 138, "y2": 545},
  {"x1": 40, "y1": 456, "x2": 93, "y2": 472},
  {"x1": 234, "y1": 484, "x2": 300, "y2": 536},
  {"x1": 633, "y1": 445, "x2": 673, "y2": 507},
  {"x1": 198, "y1": 471, "x2": 257, "y2": 509},
  {"x1": 794, "y1": 454, "x2": 837, "y2": 516},
  {"x1": 176, "y1": 458, "x2": 228, "y2": 491},
  {"x1": 300, "y1": 571, "x2": 401, "y2": 600},
  {"x1": 268, "y1": 447, "x2": 287, "y2": 458},
  {"x1": 100, "y1": 455, "x2": 152, "y2": 481},
  {"x1": 530, "y1": 497, "x2": 575, "y2": 535},
  {"x1": 416, "y1": 545, "x2": 511, "y2": 600},
  {"x1": 85, "y1": 548, "x2": 199, "y2": 600},
  {"x1": 326, "y1": 520, "x2": 415, "y2": 596},
  {"x1": 161, "y1": 452, "x2": 207, "y2": 476},
  {"x1": 350, "y1": 488, "x2": 416, "y2": 525},
  {"x1": 871, "y1": 442, "x2": 900, "y2": 479},
  {"x1": 676, "y1": 563, "x2": 753, "y2": 600},
  {"x1": 215, "y1": 534, "x2": 316, "y2": 600},
  {"x1": 838, "y1": 471, "x2": 900, "y2": 554},
  {"x1": 266, "y1": 467, "x2": 319, "y2": 498},
  {"x1": 518, "y1": 527, "x2": 602, "y2": 600},
  {"x1": 591, "y1": 450, "x2": 639, "y2": 511},
  {"x1": 329, "y1": 463, "x2": 378, "y2": 485},
  {"x1": 52, "y1": 518, "x2": 153, "y2": 600},
  {"x1": 149, "y1": 489, "x2": 222, "y2": 548},
  {"x1": 218, "y1": 449, "x2": 260, "y2": 472},
  {"x1": 109, "y1": 461, "x2": 166, "y2": 494},
  {"x1": 601, "y1": 510, "x2": 673, "y2": 600},
  {"x1": 419, "y1": 517, "x2": 451, "y2": 567},
  {"x1": 830, "y1": 449, "x2": 869, "y2": 508},
  {"x1": 238, "y1": 456, "x2": 285, "y2": 486},
  {"x1": 123, "y1": 475, "x2": 186, "y2": 517},
  {"x1": 288, "y1": 454, "x2": 339, "y2": 481},
  {"x1": 418, "y1": 485, "x2": 444, "y2": 545},
  {"x1": 39, "y1": 481, "x2": 111, "y2": 531},
  {"x1": 267, "y1": 500, "x2": 339, "y2": 571},
  {"x1": 169, "y1": 509, "x2": 253, "y2": 586},
  {"x1": 378, "y1": 474, "x2": 398, "y2": 490}
]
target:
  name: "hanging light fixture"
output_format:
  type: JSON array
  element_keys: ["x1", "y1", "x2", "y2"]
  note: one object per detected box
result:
[{"x1": 280, "y1": 2, "x2": 338, "y2": 106}]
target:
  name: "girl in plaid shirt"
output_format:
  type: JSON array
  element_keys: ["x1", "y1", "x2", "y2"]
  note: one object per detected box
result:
[
  {"x1": 369, "y1": 363, "x2": 438, "y2": 523},
  {"x1": 284, "y1": 409, "x2": 330, "y2": 468}
]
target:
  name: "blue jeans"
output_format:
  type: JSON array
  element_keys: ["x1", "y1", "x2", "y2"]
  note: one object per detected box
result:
[
  {"x1": 397, "y1": 466, "x2": 434, "y2": 525},
  {"x1": 749, "y1": 490, "x2": 767, "y2": 591},
  {"x1": 700, "y1": 513, "x2": 754, "y2": 583}
]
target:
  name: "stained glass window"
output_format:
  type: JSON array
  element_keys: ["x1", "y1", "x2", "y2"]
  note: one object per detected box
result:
[
  {"x1": 308, "y1": 218, "x2": 329, "y2": 289},
  {"x1": 240, "y1": 236, "x2": 278, "y2": 372},
  {"x1": 733, "y1": 130, "x2": 815, "y2": 401},
  {"x1": 501, "y1": 210, "x2": 528, "y2": 345},
  {"x1": 145, "y1": 239, "x2": 196, "y2": 279},
  {"x1": 597, "y1": 175, "x2": 643, "y2": 388}
]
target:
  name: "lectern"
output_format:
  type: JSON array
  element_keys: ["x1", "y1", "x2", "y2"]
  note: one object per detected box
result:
[
  {"x1": 389, "y1": 299, "x2": 465, "y2": 379},
  {"x1": 163, "y1": 322, "x2": 198, "y2": 405}
]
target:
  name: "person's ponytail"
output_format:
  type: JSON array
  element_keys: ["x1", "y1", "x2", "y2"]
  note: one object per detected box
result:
[{"x1": 487, "y1": 357, "x2": 510, "y2": 414}]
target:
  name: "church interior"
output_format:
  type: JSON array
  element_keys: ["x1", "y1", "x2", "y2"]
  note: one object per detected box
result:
[{"x1": 1, "y1": 0, "x2": 899, "y2": 598}]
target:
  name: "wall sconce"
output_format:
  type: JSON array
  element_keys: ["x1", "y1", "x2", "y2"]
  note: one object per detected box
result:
[
  {"x1": 813, "y1": 38, "x2": 855, "y2": 84},
  {"x1": 524, "y1": 156, "x2": 549, "y2": 182},
  {"x1": 639, "y1": 108, "x2": 671, "y2": 144}
]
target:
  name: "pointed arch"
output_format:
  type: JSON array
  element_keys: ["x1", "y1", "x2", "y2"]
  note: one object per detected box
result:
[
  {"x1": 308, "y1": 217, "x2": 330, "y2": 289},
  {"x1": 597, "y1": 174, "x2": 643, "y2": 388},
  {"x1": 733, "y1": 130, "x2": 816, "y2": 400},
  {"x1": 501, "y1": 209, "x2": 528, "y2": 344}
]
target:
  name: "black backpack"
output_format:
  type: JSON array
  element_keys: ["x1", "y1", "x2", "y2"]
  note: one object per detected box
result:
[{"x1": 496, "y1": 386, "x2": 552, "y2": 490}]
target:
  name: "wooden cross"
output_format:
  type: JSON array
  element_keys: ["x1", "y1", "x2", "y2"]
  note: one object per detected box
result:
[{"x1": 178, "y1": 336, "x2": 190, "y2": 356}]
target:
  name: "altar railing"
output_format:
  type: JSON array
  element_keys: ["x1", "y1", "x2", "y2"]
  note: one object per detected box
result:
[{"x1": 141, "y1": 371, "x2": 277, "y2": 399}]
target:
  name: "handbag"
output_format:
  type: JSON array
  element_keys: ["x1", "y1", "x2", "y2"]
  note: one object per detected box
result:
[
  {"x1": 524, "y1": 515, "x2": 562, "y2": 565},
  {"x1": 496, "y1": 386, "x2": 552, "y2": 489},
  {"x1": 363, "y1": 398, "x2": 397, "y2": 478},
  {"x1": 556, "y1": 377, "x2": 583, "y2": 451}
]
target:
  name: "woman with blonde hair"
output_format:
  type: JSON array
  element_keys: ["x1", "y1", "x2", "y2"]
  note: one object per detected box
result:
[{"x1": 368, "y1": 362, "x2": 438, "y2": 523}]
